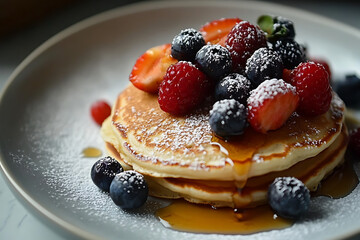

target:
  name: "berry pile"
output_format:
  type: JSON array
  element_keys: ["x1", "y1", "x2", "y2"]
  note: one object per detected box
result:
[
  {"x1": 122, "y1": 15, "x2": 343, "y2": 217},
  {"x1": 129, "y1": 15, "x2": 333, "y2": 137}
]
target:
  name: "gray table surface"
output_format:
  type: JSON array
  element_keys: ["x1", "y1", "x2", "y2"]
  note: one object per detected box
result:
[{"x1": 1, "y1": 0, "x2": 360, "y2": 239}]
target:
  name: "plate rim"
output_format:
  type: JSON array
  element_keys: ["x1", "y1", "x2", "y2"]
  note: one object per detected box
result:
[{"x1": 0, "y1": 1, "x2": 360, "y2": 239}]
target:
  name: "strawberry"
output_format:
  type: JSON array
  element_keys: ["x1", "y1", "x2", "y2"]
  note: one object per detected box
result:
[
  {"x1": 129, "y1": 43, "x2": 178, "y2": 93},
  {"x1": 247, "y1": 79, "x2": 299, "y2": 133},
  {"x1": 200, "y1": 18, "x2": 241, "y2": 46},
  {"x1": 282, "y1": 68, "x2": 293, "y2": 83}
]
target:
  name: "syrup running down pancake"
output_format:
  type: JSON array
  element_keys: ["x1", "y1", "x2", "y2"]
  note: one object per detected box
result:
[{"x1": 101, "y1": 84, "x2": 346, "y2": 207}]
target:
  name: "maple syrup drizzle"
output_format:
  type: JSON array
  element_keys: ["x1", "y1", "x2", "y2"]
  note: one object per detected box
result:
[
  {"x1": 156, "y1": 125, "x2": 359, "y2": 235},
  {"x1": 211, "y1": 129, "x2": 266, "y2": 205},
  {"x1": 156, "y1": 200, "x2": 292, "y2": 234},
  {"x1": 82, "y1": 147, "x2": 102, "y2": 158}
]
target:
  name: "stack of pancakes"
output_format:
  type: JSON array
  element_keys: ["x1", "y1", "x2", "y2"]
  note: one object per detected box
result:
[{"x1": 101, "y1": 85, "x2": 347, "y2": 208}]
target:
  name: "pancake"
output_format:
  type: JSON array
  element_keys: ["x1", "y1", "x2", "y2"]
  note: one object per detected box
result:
[
  {"x1": 105, "y1": 125, "x2": 347, "y2": 208},
  {"x1": 101, "y1": 85, "x2": 347, "y2": 207},
  {"x1": 101, "y1": 85, "x2": 344, "y2": 180}
]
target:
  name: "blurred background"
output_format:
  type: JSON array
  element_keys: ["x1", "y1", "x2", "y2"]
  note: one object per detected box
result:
[
  {"x1": 1, "y1": 0, "x2": 360, "y2": 91},
  {"x1": 0, "y1": 0, "x2": 360, "y2": 239}
]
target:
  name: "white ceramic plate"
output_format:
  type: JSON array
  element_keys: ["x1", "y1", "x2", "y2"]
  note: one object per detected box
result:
[{"x1": 1, "y1": 1, "x2": 360, "y2": 239}]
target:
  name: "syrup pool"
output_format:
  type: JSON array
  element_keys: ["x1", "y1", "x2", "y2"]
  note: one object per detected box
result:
[
  {"x1": 82, "y1": 147, "x2": 102, "y2": 158},
  {"x1": 313, "y1": 155, "x2": 359, "y2": 198},
  {"x1": 156, "y1": 156, "x2": 358, "y2": 235},
  {"x1": 156, "y1": 200, "x2": 292, "y2": 234}
]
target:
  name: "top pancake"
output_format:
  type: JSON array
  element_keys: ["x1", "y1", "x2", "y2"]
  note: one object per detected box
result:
[{"x1": 101, "y1": 85, "x2": 345, "y2": 181}]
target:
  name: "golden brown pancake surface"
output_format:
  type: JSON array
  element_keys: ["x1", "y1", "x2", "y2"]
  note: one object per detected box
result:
[{"x1": 102, "y1": 85, "x2": 345, "y2": 182}]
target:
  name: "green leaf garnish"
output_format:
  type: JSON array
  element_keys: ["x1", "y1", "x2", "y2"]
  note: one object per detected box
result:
[
  {"x1": 257, "y1": 15, "x2": 274, "y2": 35},
  {"x1": 258, "y1": 15, "x2": 293, "y2": 42},
  {"x1": 271, "y1": 26, "x2": 289, "y2": 39}
]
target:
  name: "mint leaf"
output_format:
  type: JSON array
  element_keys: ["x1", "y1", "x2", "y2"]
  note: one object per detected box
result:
[{"x1": 257, "y1": 15, "x2": 274, "y2": 35}]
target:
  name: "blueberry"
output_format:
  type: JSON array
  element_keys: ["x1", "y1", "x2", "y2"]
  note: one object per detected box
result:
[
  {"x1": 195, "y1": 44, "x2": 232, "y2": 81},
  {"x1": 268, "y1": 177, "x2": 310, "y2": 219},
  {"x1": 171, "y1": 28, "x2": 205, "y2": 61},
  {"x1": 333, "y1": 74, "x2": 360, "y2": 109},
  {"x1": 215, "y1": 73, "x2": 252, "y2": 105},
  {"x1": 272, "y1": 39, "x2": 306, "y2": 69},
  {"x1": 209, "y1": 99, "x2": 248, "y2": 138},
  {"x1": 245, "y1": 47, "x2": 283, "y2": 87},
  {"x1": 272, "y1": 16, "x2": 295, "y2": 40},
  {"x1": 110, "y1": 170, "x2": 148, "y2": 209},
  {"x1": 91, "y1": 156, "x2": 124, "y2": 192}
]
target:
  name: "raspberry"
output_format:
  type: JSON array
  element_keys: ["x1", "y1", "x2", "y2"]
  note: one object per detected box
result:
[
  {"x1": 292, "y1": 62, "x2": 332, "y2": 116},
  {"x1": 158, "y1": 61, "x2": 211, "y2": 115},
  {"x1": 90, "y1": 100, "x2": 111, "y2": 125},
  {"x1": 225, "y1": 21, "x2": 267, "y2": 72},
  {"x1": 350, "y1": 128, "x2": 360, "y2": 156},
  {"x1": 311, "y1": 58, "x2": 331, "y2": 80}
]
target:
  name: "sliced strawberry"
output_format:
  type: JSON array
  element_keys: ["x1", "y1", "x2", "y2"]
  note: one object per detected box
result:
[
  {"x1": 129, "y1": 43, "x2": 178, "y2": 93},
  {"x1": 247, "y1": 79, "x2": 299, "y2": 133},
  {"x1": 200, "y1": 18, "x2": 241, "y2": 46},
  {"x1": 282, "y1": 68, "x2": 293, "y2": 83}
]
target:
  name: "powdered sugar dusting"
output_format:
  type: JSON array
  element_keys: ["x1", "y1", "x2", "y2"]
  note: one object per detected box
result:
[
  {"x1": 210, "y1": 99, "x2": 244, "y2": 119},
  {"x1": 1, "y1": 72, "x2": 358, "y2": 240},
  {"x1": 7, "y1": 101, "x2": 360, "y2": 240},
  {"x1": 218, "y1": 73, "x2": 251, "y2": 103},
  {"x1": 245, "y1": 47, "x2": 283, "y2": 85},
  {"x1": 199, "y1": 44, "x2": 232, "y2": 71},
  {"x1": 126, "y1": 101, "x2": 212, "y2": 158},
  {"x1": 0, "y1": 6, "x2": 359, "y2": 240},
  {"x1": 225, "y1": 21, "x2": 267, "y2": 68},
  {"x1": 172, "y1": 28, "x2": 204, "y2": 51},
  {"x1": 248, "y1": 79, "x2": 296, "y2": 108},
  {"x1": 273, "y1": 177, "x2": 309, "y2": 198}
]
